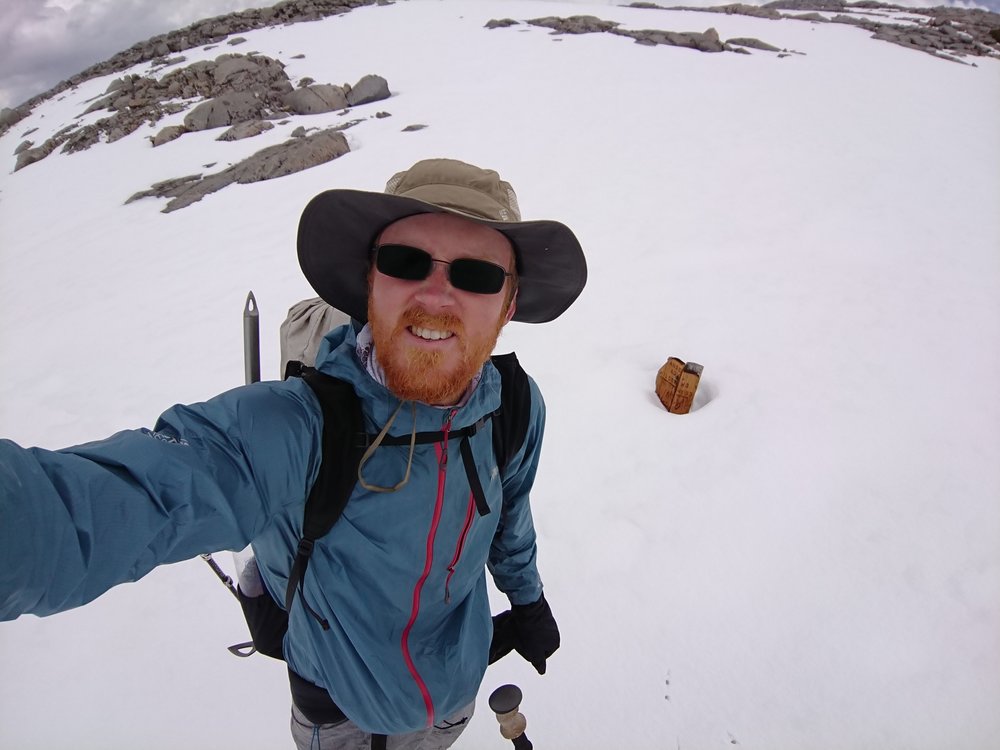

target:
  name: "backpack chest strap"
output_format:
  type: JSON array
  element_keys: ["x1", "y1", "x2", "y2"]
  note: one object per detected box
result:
[{"x1": 361, "y1": 412, "x2": 494, "y2": 448}]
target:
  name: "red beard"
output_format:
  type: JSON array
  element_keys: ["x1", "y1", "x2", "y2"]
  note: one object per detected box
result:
[{"x1": 368, "y1": 305, "x2": 505, "y2": 405}]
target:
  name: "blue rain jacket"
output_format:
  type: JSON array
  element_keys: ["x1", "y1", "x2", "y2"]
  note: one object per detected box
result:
[{"x1": 0, "y1": 324, "x2": 546, "y2": 734}]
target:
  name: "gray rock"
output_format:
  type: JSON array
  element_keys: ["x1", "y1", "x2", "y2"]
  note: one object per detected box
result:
[
  {"x1": 346, "y1": 74, "x2": 390, "y2": 106},
  {"x1": 727, "y1": 36, "x2": 783, "y2": 51},
  {"x1": 228, "y1": 37, "x2": 248, "y2": 46},
  {"x1": 529, "y1": 15, "x2": 620, "y2": 34},
  {"x1": 282, "y1": 84, "x2": 349, "y2": 114},
  {"x1": 82, "y1": 93, "x2": 118, "y2": 115},
  {"x1": 402, "y1": 123, "x2": 428, "y2": 132},
  {"x1": 485, "y1": 18, "x2": 519, "y2": 29},
  {"x1": 618, "y1": 26, "x2": 725, "y2": 52},
  {"x1": 14, "y1": 143, "x2": 56, "y2": 171},
  {"x1": 130, "y1": 128, "x2": 350, "y2": 212},
  {"x1": 230, "y1": 129, "x2": 348, "y2": 185},
  {"x1": 217, "y1": 119, "x2": 274, "y2": 141},
  {"x1": 13, "y1": 140, "x2": 33, "y2": 155},
  {"x1": 1, "y1": 106, "x2": 27, "y2": 134},
  {"x1": 184, "y1": 90, "x2": 266, "y2": 130},
  {"x1": 213, "y1": 55, "x2": 262, "y2": 87},
  {"x1": 151, "y1": 125, "x2": 188, "y2": 146}
]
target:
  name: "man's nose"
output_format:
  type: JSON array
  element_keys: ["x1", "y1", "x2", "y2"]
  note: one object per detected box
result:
[{"x1": 415, "y1": 261, "x2": 456, "y2": 303}]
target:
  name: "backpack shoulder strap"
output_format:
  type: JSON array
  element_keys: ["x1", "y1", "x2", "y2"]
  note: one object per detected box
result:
[
  {"x1": 283, "y1": 365, "x2": 364, "y2": 621},
  {"x1": 490, "y1": 352, "x2": 532, "y2": 472}
]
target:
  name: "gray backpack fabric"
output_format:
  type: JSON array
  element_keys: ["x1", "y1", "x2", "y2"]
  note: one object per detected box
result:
[{"x1": 279, "y1": 297, "x2": 351, "y2": 376}]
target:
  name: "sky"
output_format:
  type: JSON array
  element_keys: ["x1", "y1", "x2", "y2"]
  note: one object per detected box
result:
[
  {"x1": 1, "y1": 0, "x2": 998, "y2": 110},
  {"x1": 1, "y1": 0, "x2": 999, "y2": 748},
  {"x1": 0, "y1": 0, "x2": 279, "y2": 110}
]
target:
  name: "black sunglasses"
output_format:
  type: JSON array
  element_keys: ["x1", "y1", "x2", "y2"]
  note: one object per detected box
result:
[{"x1": 373, "y1": 244, "x2": 512, "y2": 295}]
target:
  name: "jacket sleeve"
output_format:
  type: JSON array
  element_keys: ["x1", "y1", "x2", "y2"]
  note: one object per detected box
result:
[
  {"x1": 487, "y1": 376, "x2": 546, "y2": 606},
  {"x1": 0, "y1": 379, "x2": 322, "y2": 620}
]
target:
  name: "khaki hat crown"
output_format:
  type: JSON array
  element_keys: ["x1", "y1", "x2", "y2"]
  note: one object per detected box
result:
[{"x1": 384, "y1": 158, "x2": 522, "y2": 223}]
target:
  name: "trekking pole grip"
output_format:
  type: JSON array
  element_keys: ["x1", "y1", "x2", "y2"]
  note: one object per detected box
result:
[{"x1": 489, "y1": 684, "x2": 533, "y2": 749}]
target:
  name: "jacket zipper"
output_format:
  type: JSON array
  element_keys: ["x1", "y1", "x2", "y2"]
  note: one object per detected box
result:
[
  {"x1": 445, "y1": 493, "x2": 476, "y2": 604},
  {"x1": 400, "y1": 410, "x2": 455, "y2": 727}
]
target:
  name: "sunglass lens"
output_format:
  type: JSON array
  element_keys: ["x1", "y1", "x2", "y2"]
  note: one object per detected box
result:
[
  {"x1": 450, "y1": 259, "x2": 507, "y2": 295},
  {"x1": 376, "y1": 244, "x2": 431, "y2": 281}
]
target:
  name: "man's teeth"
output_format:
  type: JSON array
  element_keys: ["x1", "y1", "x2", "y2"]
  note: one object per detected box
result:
[{"x1": 410, "y1": 326, "x2": 453, "y2": 341}]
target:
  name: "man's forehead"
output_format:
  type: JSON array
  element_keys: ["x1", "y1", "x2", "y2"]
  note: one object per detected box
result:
[{"x1": 379, "y1": 212, "x2": 515, "y2": 257}]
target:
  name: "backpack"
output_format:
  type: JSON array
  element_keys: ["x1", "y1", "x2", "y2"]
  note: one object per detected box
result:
[{"x1": 237, "y1": 339, "x2": 531, "y2": 661}]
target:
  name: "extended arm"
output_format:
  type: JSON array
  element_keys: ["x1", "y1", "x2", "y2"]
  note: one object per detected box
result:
[{"x1": 0, "y1": 379, "x2": 321, "y2": 620}]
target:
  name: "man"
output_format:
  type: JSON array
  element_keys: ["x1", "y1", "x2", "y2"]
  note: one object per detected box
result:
[{"x1": 0, "y1": 158, "x2": 587, "y2": 749}]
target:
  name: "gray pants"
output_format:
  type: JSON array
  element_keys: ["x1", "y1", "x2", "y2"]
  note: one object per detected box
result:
[{"x1": 290, "y1": 702, "x2": 475, "y2": 750}]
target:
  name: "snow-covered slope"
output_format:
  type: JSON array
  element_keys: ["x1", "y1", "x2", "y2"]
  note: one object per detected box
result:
[{"x1": 1, "y1": 1, "x2": 998, "y2": 748}]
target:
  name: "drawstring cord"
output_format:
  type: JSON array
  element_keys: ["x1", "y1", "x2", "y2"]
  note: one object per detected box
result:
[{"x1": 357, "y1": 400, "x2": 418, "y2": 493}]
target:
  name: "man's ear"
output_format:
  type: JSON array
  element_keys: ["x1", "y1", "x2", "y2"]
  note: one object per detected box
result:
[{"x1": 503, "y1": 289, "x2": 518, "y2": 324}]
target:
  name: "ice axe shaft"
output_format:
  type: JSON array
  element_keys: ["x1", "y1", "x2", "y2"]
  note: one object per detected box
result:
[
  {"x1": 200, "y1": 553, "x2": 239, "y2": 599},
  {"x1": 200, "y1": 291, "x2": 262, "y2": 657}
]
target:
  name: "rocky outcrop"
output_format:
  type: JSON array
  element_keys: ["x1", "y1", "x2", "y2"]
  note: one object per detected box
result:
[
  {"x1": 634, "y1": 1, "x2": 1000, "y2": 62},
  {"x1": 127, "y1": 127, "x2": 351, "y2": 212},
  {"x1": 528, "y1": 16, "x2": 621, "y2": 34},
  {"x1": 822, "y1": 10, "x2": 1000, "y2": 62},
  {"x1": 618, "y1": 26, "x2": 725, "y2": 52},
  {"x1": 491, "y1": 2, "x2": 1000, "y2": 62},
  {"x1": 12, "y1": 53, "x2": 390, "y2": 170},
  {"x1": 484, "y1": 18, "x2": 519, "y2": 29},
  {"x1": 517, "y1": 15, "x2": 740, "y2": 54},
  {"x1": 0, "y1": 0, "x2": 389, "y2": 137},
  {"x1": 280, "y1": 74, "x2": 390, "y2": 113}
]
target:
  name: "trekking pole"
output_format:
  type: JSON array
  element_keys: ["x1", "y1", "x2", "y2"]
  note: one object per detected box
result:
[{"x1": 490, "y1": 684, "x2": 533, "y2": 749}]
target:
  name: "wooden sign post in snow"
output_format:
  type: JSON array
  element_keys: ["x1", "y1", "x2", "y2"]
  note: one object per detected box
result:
[{"x1": 656, "y1": 357, "x2": 704, "y2": 415}]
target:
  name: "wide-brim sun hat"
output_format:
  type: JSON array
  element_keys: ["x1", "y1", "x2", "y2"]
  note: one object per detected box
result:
[{"x1": 297, "y1": 158, "x2": 587, "y2": 324}]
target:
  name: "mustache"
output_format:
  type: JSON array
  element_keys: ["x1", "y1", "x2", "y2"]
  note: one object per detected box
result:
[{"x1": 400, "y1": 307, "x2": 465, "y2": 336}]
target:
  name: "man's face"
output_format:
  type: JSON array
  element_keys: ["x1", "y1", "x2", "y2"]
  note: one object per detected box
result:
[{"x1": 367, "y1": 212, "x2": 517, "y2": 406}]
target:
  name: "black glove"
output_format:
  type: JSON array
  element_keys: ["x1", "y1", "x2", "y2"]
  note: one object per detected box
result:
[{"x1": 488, "y1": 594, "x2": 560, "y2": 675}]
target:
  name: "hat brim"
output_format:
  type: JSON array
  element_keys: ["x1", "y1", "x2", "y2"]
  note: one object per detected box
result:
[{"x1": 297, "y1": 189, "x2": 587, "y2": 324}]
